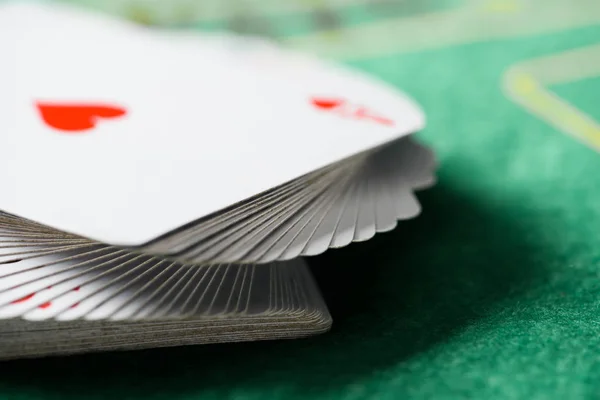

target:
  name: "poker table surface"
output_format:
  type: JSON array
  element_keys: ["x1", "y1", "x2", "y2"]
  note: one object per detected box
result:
[{"x1": 3, "y1": 1, "x2": 600, "y2": 399}]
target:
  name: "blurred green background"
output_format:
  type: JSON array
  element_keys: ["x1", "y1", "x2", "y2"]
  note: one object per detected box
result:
[{"x1": 3, "y1": 1, "x2": 600, "y2": 399}]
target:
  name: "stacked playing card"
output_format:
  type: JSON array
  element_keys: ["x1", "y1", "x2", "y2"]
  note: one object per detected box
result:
[{"x1": 0, "y1": 2, "x2": 437, "y2": 359}]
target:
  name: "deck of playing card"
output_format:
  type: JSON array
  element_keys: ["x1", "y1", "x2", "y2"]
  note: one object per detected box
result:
[{"x1": 0, "y1": 2, "x2": 437, "y2": 359}]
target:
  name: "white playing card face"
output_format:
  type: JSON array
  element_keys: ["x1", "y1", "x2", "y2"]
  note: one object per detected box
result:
[
  {"x1": 191, "y1": 33, "x2": 424, "y2": 132},
  {"x1": 0, "y1": 2, "x2": 425, "y2": 247}
]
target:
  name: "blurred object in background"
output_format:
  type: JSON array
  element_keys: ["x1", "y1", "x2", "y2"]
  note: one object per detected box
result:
[{"x1": 53, "y1": 0, "x2": 600, "y2": 62}]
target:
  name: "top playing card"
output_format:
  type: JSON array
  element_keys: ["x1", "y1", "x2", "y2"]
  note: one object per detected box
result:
[{"x1": 0, "y1": 2, "x2": 425, "y2": 246}]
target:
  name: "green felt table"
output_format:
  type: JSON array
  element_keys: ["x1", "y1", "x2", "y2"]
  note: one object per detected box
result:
[{"x1": 3, "y1": 1, "x2": 600, "y2": 399}]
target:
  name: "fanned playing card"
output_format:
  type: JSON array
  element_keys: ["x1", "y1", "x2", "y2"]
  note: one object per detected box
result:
[
  {"x1": 0, "y1": 2, "x2": 437, "y2": 359},
  {"x1": 0, "y1": 212, "x2": 331, "y2": 359},
  {"x1": 1, "y1": 2, "x2": 425, "y2": 250},
  {"x1": 140, "y1": 137, "x2": 436, "y2": 264}
]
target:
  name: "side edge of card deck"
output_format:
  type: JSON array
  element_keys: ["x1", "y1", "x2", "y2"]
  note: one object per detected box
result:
[{"x1": 0, "y1": 216, "x2": 331, "y2": 359}]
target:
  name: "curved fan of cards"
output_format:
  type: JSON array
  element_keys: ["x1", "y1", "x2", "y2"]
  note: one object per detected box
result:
[
  {"x1": 140, "y1": 137, "x2": 436, "y2": 264},
  {"x1": 0, "y1": 213, "x2": 330, "y2": 359},
  {"x1": 0, "y1": 2, "x2": 436, "y2": 265}
]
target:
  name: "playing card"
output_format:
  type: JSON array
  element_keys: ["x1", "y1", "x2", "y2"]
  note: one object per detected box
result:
[
  {"x1": 138, "y1": 137, "x2": 436, "y2": 263},
  {"x1": 0, "y1": 212, "x2": 330, "y2": 359},
  {"x1": 0, "y1": 2, "x2": 439, "y2": 359},
  {"x1": 0, "y1": 2, "x2": 425, "y2": 249}
]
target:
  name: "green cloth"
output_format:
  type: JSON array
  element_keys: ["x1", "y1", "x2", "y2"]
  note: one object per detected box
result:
[{"x1": 3, "y1": 1, "x2": 600, "y2": 399}]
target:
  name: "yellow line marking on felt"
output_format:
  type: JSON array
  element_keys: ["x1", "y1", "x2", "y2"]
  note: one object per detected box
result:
[
  {"x1": 510, "y1": 44, "x2": 600, "y2": 85},
  {"x1": 484, "y1": 0, "x2": 520, "y2": 13},
  {"x1": 503, "y1": 56, "x2": 600, "y2": 151}
]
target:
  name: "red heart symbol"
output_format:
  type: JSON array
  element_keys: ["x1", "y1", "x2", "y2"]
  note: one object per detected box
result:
[
  {"x1": 36, "y1": 102, "x2": 127, "y2": 133},
  {"x1": 311, "y1": 97, "x2": 345, "y2": 110}
]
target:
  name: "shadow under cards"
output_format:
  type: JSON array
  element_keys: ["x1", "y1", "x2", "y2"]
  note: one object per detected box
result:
[{"x1": 0, "y1": 160, "x2": 554, "y2": 399}]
